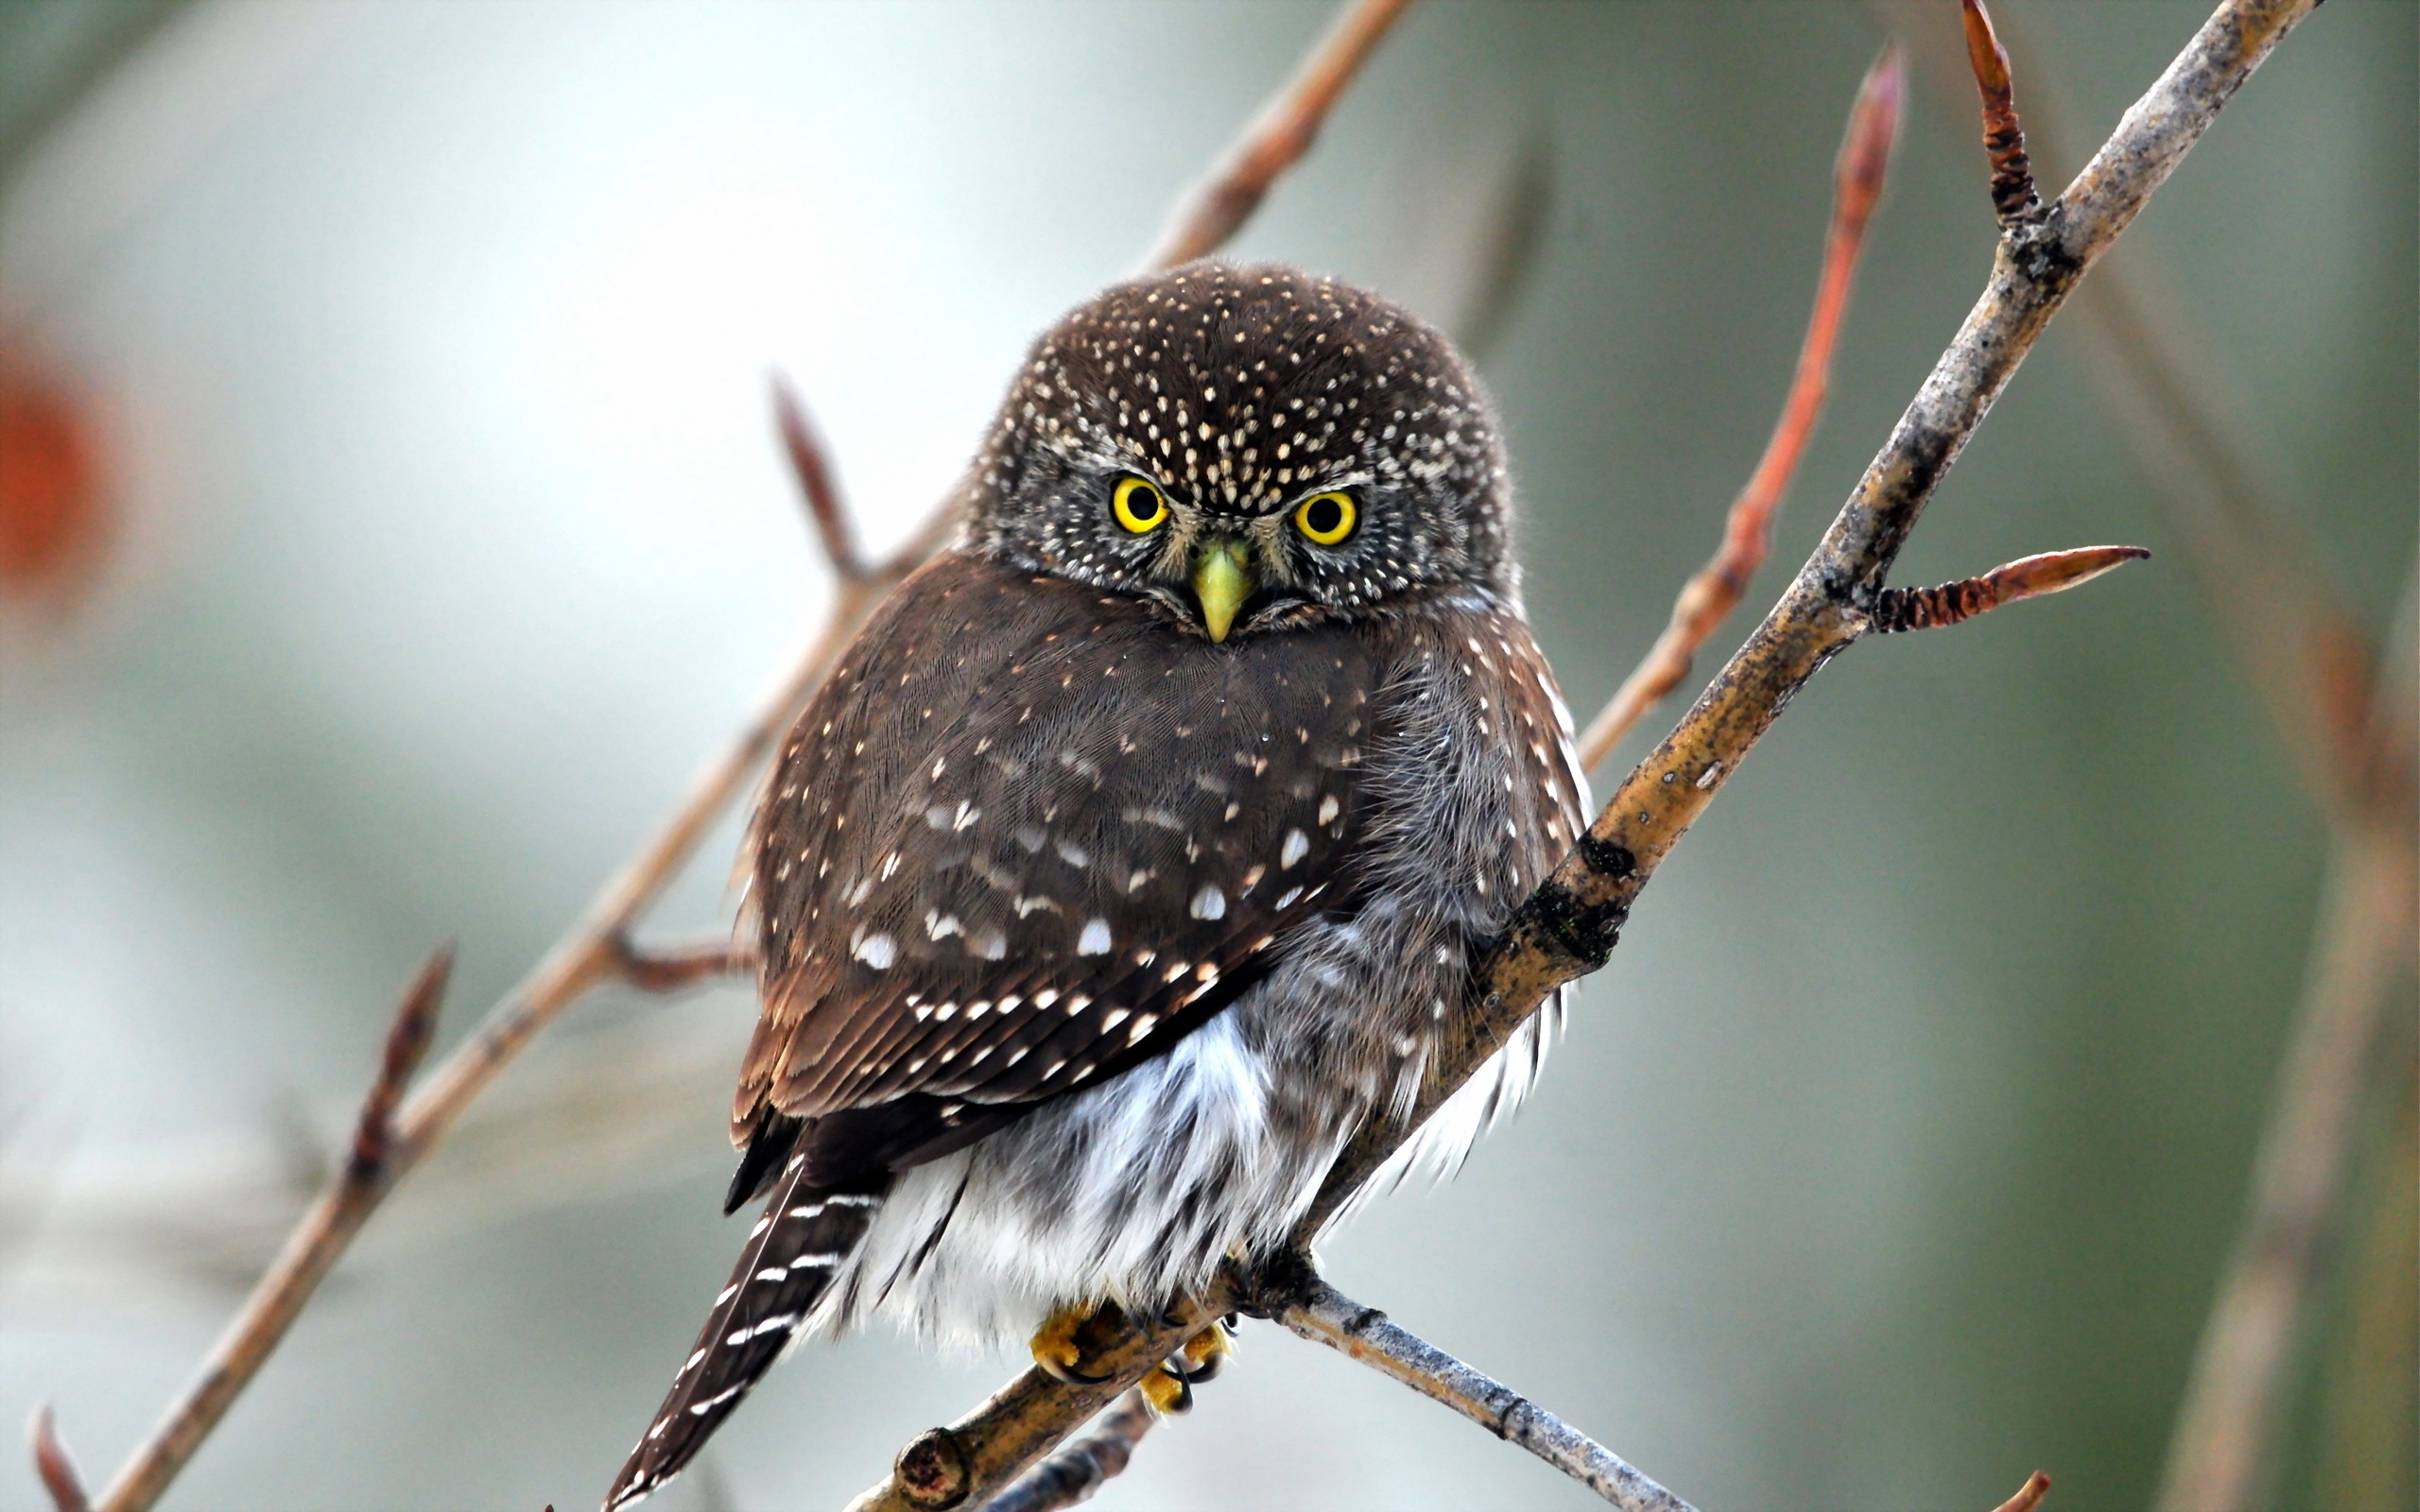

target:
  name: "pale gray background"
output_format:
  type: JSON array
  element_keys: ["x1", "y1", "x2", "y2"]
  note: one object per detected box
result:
[{"x1": 1, "y1": 3, "x2": 2411, "y2": 1509}]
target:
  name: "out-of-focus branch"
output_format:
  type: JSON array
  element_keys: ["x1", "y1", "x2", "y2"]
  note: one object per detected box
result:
[
  {"x1": 60, "y1": 384, "x2": 936, "y2": 1512},
  {"x1": 1141, "y1": 0, "x2": 1413, "y2": 269},
  {"x1": 31, "y1": 0, "x2": 1414, "y2": 1507},
  {"x1": 1577, "y1": 45, "x2": 1902, "y2": 772},
  {"x1": 607, "y1": 932, "x2": 756, "y2": 993},
  {"x1": 774, "y1": 374, "x2": 868, "y2": 581},
  {"x1": 977, "y1": 1391, "x2": 1157, "y2": 1512},
  {"x1": 851, "y1": 4, "x2": 2314, "y2": 1506},
  {"x1": 1277, "y1": 1275, "x2": 1696, "y2": 1512},
  {"x1": 70, "y1": 947, "x2": 453, "y2": 1512},
  {"x1": 1865, "y1": 6, "x2": 2408, "y2": 1505},
  {"x1": 2155, "y1": 565, "x2": 2417, "y2": 1512},
  {"x1": 28, "y1": 1405, "x2": 89, "y2": 1512},
  {"x1": 1865, "y1": 0, "x2": 2377, "y2": 826},
  {"x1": 1991, "y1": 1470, "x2": 2054, "y2": 1512}
]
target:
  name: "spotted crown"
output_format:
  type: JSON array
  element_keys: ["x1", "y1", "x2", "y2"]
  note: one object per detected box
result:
[{"x1": 971, "y1": 263, "x2": 1514, "y2": 617}]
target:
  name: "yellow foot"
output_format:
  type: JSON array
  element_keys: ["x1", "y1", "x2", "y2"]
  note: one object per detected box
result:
[
  {"x1": 1138, "y1": 1318, "x2": 1235, "y2": 1417},
  {"x1": 1028, "y1": 1298, "x2": 1130, "y2": 1385}
]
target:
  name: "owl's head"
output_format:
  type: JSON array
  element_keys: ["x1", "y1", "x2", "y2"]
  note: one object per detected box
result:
[{"x1": 968, "y1": 264, "x2": 1512, "y2": 642}]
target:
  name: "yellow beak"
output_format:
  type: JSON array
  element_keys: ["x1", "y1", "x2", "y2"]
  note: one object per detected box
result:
[{"x1": 1190, "y1": 538, "x2": 1253, "y2": 644}]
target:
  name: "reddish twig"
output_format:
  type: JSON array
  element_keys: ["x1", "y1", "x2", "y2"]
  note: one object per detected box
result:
[
  {"x1": 607, "y1": 931, "x2": 756, "y2": 993},
  {"x1": 1866, "y1": 545, "x2": 2150, "y2": 632},
  {"x1": 852, "y1": 4, "x2": 2320, "y2": 1508},
  {"x1": 773, "y1": 373, "x2": 868, "y2": 581},
  {"x1": 346, "y1": 946, "x2": 449, "y2": 1181},
  {"x1": 1963, "y1": 0, "x2": 2043, "y2": 225},
  {"x1": 43, "y1": 4, "x2": 1399, "y2": 1506},
  {"x1": 1576, "y1": 45, "x2": 1902, "y2": 772},
  {"x1": 1141, "y1": 0, "x2": 1414, "y2": 270},
  {"x1": 28, "y1": 1406, "x2": 90, "y2": 1512},
  {"x1": 1992, "y1": 1470, "x2": 2054, "y2": 1512}
]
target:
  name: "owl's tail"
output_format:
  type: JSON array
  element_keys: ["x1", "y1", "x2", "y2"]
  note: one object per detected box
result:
[{"x1": 603, "y1": 1160, "x2": 889, "y2": 1509}]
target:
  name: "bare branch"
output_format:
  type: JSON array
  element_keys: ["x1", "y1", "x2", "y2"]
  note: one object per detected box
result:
[
  {"x1": 1309, "y1": 0, "x2": 2319, "y2": 1244},
  {"x1": 851, "y1": 3, "x2": 2325, "y2": 1504},
  {"x1": 978, "y1": 1391, "x2": 1158, "y2": 1512},
  {"x1": 1865, "y1": 544, "x2": 2150, "y2": 633},
  {"x1": 87, "y1": 947, "x2": 453, "y2": 1512},
  {"x1": 774, "y1": 373, "x2": 868, "y2": 581},
  {"x1": 1141, "y1": 0, "x2": 1414, "y2": 271},
  {"x1": 28, "y1": 1405, "x2": 90, "y2": 1512},
  {"x1": 1962, "y1": 0, "x2": 2043, "y2": 226},
  {"x1": 1577, "y1": 45, "x2": 1902, "y2": 772},
  {"x1": 43, "y1": 0, "x2": 1404, "y2": 1503},
  {"x1": 2155, "y1": 566, "x2": 2418, "y2": 1512},
  {"x1": 1279, "y1": 1277, "x2": 1695, "y2": 1512},
  {"x1": 607, "y1": 931, "x2": 755, "y2": 993},
  {"x1": 347, "y1": 946, "x2": 450, "y2": 1182}
]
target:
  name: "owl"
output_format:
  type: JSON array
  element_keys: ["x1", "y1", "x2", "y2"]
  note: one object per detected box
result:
[{"x1": 606, "y1": 264, "x2": 1587, "y2": 1508}]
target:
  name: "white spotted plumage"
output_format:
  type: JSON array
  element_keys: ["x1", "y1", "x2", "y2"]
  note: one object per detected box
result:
[{"x1": 606, "y1": 266, "x2": 1586, "y2": 1509}]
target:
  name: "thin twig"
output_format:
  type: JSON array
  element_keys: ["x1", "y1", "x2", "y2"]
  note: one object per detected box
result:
[
  {"x1": 28, "y1": 1405, "x2": 90, "y2": 1512},
  {"x1": 83, "y1": 947, "x2": 453, "y2": 1512},
  {"x1": 1962, "y1": 0, "x2": 2043, "y2": 225},
  {"x1": 347, "y1": 946, "x2": 449, "y2": 1181},
  {"x1": 2155, "y1": 567, "x2": 2417, "y2": 1512},
  {"x1": 607, "y1": 932, "x2": 756, "y2": 993},
  {"x1": 1279, "y1": 1277, "x2": 1695, "y2": 1512},
  {"x1": 1141, "y1": 0, "x2": 1414, "y2": 270},
  {"x1": 1576, "y1": 45, "x2": 1902, "y2": 772},
  {"x1": 977, "y1": 1392, "x2": 1158, "y2": 1512},
  {"x1": 72, "y1": 387, "x2": 928, "y2": 1512},
  {"x1": 773, "y1": 373, "x2": 868, "y2": 581},
  {"x1": 41, "y1": 0, "x2": 1408, "y2": 1504},
  {"x1": 847, "y1": 3, "x2": 2322, "y2": 1506},
  {"x1": 1866, "y1": 545, "x2": 2149, "y2": 633},
  {"x1": 1864, "y1": 11, "x2": 2407, "y2": 1501}
]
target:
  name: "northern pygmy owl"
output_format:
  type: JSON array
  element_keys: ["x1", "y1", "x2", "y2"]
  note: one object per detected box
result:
[{"x1": 607, "y1": 264, "x2": 1587, "y2": 1508}]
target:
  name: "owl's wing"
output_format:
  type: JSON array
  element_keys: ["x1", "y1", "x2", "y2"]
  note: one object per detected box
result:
[{"x1": 740, "y1": 552, "x2": 1377, "y2": 1178}]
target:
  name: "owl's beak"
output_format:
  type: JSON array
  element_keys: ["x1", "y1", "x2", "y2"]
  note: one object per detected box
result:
[{"x1": 1190, "y1": 538, "x2": 1253, "y2": 643}]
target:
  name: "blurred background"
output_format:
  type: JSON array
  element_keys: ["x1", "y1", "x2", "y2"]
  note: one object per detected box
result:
[{"x1": 0, "y1": 3, "x2": 2411, "y2": 1509}]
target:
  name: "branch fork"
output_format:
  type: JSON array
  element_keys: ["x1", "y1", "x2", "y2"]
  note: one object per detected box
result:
[{"x1": 26, "y1": 0, "x2": 2323, "y2": 1508}]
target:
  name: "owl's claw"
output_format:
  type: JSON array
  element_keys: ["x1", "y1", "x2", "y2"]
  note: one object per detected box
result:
[
  {"x1": 1139, "y1": 1317, "x2": 1235, "y2": 1416},
  {"x1": 1028, "y1": 1299, "x2": 1121, "y2": 1385}
]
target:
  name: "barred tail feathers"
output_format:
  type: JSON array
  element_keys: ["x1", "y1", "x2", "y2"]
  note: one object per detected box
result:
[{"x1": 604, "y1": 1165, "x2": 889, "y2": 1510}]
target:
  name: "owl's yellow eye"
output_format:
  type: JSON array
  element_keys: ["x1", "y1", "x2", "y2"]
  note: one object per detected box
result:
[
  {"x1": 1293, "y1": 490, "x2": 1357, "y2": 545},
  {"x1": 1113, "y1": 476, "x2": 1169, "y2": 533}
]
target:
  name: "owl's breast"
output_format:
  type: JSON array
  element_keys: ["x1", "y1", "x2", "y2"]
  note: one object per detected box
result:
[{"x1": 742, "y1": 550, "x2": 1392, "y2": 1141}]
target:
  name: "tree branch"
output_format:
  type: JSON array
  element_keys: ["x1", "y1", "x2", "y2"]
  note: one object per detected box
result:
[
  {"x1": 28, "y1": 1405, "x2": 89, "y2": 1512},
  {"x1": 607, "y1": 932, "x2": 756, "y2": 993},
  {"x1": 1141, "y1": 0, "x2": 1414, "y2": 269},
  {"x1": 1277, "y1": 1276, "x2": 1695, "y2": 1512},
  {"x1": 847, "y1": 2, "x2": 2321, "y2": 1506},
  {"x1": 977, "y1": 1391, "x2": 1157, "y2": 1512},
  {"x1": 72, "y1": 946, "x2": 454, "y2": 1512},
  {"x1": 2155, "y1": 565, "x2": 2418, "y2": 1512},
  {"x1": 28, "y1": 2, "x2": 1416, "y2": 1509},
  {"x1": 1577, "y1": 44, "x2": 1902, "y2": 772}
]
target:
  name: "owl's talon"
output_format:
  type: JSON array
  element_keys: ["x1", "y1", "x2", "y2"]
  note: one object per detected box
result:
[
  {"x1": 1029, "y1": 1299, "x2": 1120, "y2": 1385},
  {"x1": 1139, "y1": 1362, "x2": 1195, "y2": 1416},
  {"x1": 1178, "y1": 1318, "x2": 1234, "y2": 1384}
]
